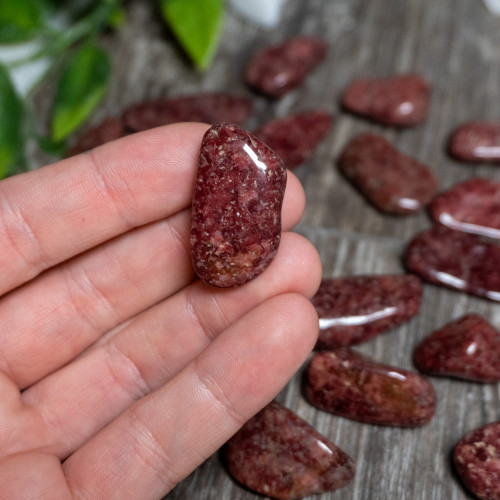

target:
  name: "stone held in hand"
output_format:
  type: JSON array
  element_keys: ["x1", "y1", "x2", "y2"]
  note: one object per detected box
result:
[
  {"x1": 304, "y1": 349, "x2": 436, "y2": 427},
  {"x1": 341, "y1": 74, "x2": 430, "y2": 126},
  {"x1": 338, "y1": 132, "x2": 438, "y2": 214},
  {"x1": 254, "y1": 110, "x2": 333, "y2": 170},
  {"x1": 404, "y1": 225, "x2": 500, "y2": 302},
  {"x1": 429, "y1": 178, "x2": 500, "y2": 239},
  {"x1": 454, "y1": 421, "x2": 500, "y2": 500},
  {"x1": 414, "y1": 314, "x2": 500, "y2": 382},
  {"x1": 224, "y1": 400, "x2": 356, "y2": 499},
  {"x1": 190, "y1": 122, "x2": 287, "y2": 288},
  {"x1": 312, "y1": 274, "x2": 423, "y2": 349},
  {"x1": 245, "y1": 36, "x2": 328, "y2": 98},
  {"x1": 122, "y1": 93, "x2": 254, "y2": 132},
  {"x1": 448, "y1": 121, "x2": 500, "y2": 163}
]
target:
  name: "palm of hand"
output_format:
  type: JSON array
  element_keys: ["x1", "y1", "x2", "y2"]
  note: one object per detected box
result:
[{"x1": 0, "y1": 123, "x2": 320, "y2": 499}]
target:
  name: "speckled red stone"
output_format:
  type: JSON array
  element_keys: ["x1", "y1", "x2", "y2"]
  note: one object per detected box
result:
[
  {"x1": 122, "y1": 93, "x2": 253, "y2": 132},
  {"x1": 430, "y1": 178, "x2": 500, "y2": 239},
  {"x1": 224, "y1": 401, "x2": 356, "y2": 499},
  {"x1": 68, "y1": 117, "x2": 126, "y2": 156},
  {"x1": 245, "y1": 36, "x2": 328, "y2": 98},
  {"x1": 311, "y1": 274, "x2": 422, "y2": 349},
  {"x1": 341, "y1": 74, "x2": 430, "y2": 126},
  {"x1": 254, "y1": 110, "x2": 332, "y2": 170},
  {"x1": 338, "y1": 133, "x2": 438, "y2": 214},
  {"x1": 190, "y1": 123, "x2": 287, "y2": 288},
  {"x1": 449, "y1": 121, "x2": 500, "y2": 163},
  {"x1": 305, "y1": 349, "x2": 436, "y2": 427},
  {"x1": 414, "y1": 314, "x2": 500, "y2": 382},
  {"x1": 454, "y1": 421, "x2": 500, "y2": 500},
  {"x1": 404, "y1": 225, "x2": 500, "y2": 302}
]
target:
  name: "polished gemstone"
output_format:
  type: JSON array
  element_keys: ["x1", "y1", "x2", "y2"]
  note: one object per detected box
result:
[
  {"x1": 414, "y1": 314, "x2": 500, "y2": 382},
  {"x1": 430, "y1": 178, "x2": 500, "y2": 239},
  {"x1": 454, "y1": 421, "x2": 500, "y2": 500},
  {"x1": 254, "y1": 110, "x2": 333, "y2": 169},
  {"x1": 312, "y1": 274, "x2": 422, "y2": 349},
  {"x1": 341, "y1": 74, "x2": 430, "y2": 126},
  {"x1": 245, "y1": 36, "x2": 328, "y2": 98},
  {"x1": 190, "y1": 123, "x2": 286, "y2": 287},
  {"x1": 305, "y1": 349, "x2": 436, "y2": 427},
  {"x1": 449, "y1": 121, "x2": 500, "y2": 163},
  {"x1": 338, "y1": 133, "x2": 438, "y2": 214},
  {"x1": 68, "y1": 117, "x2": 125, "y2": 156},
  {"x1": 224, "y1": 401, "x2": 356, "y2": 499},
  {"x1": 122, "y1": 93, "x2": 253, "y2": 131},
  {"x1": 404, "y1": 225, "x2": 500, "y2": 302}
]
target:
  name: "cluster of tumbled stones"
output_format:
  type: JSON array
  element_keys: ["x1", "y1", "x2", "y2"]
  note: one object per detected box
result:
[{"x1": 68, "y1": 34, "x2": 500, "y2": 500}]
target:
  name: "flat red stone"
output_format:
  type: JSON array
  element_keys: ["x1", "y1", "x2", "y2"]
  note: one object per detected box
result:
[
  {"x1": 454, "y1": 421, "x2": 500, "y2": 500},
  {"x1": 430, "y1": 178, "x2": 500, "y2": 239},
  {"x1": 341, "y1": 74, "x2": 430, "y2": 126},
  {"x1": 414, "y1": 314, "x2": 500, "y2": 382},
  {"x1": 254, "y1": 110, "x2": 333, "y2": 170},
  {"x1": 312, "y1": 274, "x2": 422, "y2": 349},
  {"x1": 404, "y1": 225, "x2": 500, "y2": 302},
  {"x1": 245, "y1": 36, "x2": 328, "y2": 98},
  {"x1": 122, "y1": 93, "x2": 253, "y2": 131},
  {"x1": 67, "y1": 117, "x2": 126, "y2": 156},
  {"x1": 305, "y1": 349, "x2": 436, "y2": 427},
  {"x1": 224, "y1": 401, "x2": 356, "y2": 499},
  {"x1": 449, "y1": 121, "x2": 500, "y2": 163},
  {"x1": 338, "y1": 133, "x2": 438, "y2": 214},
  {"x1": 190, "y1": 123, "x2": 287, "y2": 288}
]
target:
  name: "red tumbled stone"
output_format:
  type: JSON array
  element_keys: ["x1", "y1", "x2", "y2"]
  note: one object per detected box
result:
[
  {"x1": 454, "y1": 421, "x2": 500, "y2": 500},
  {"x1": 245, "y1": 36, "x2": 328, "y2": 98},
  {"x1": 305, "y1": 349, "x2": 436, "y2": 427},
  {"x1": 449, "y1": 121, "x2": 500, "y2": 163},
  {"x1": 224, "y1": 401, "x2": 356, "y2": 499},
  {"x1": 338, "y1": 133, "x2": 438, "y2": 214},
  {"x1": 67, "y1": 117, "x2": 126, "y2": 156},
  {"x1": 404, "y1": 225, "x2": 500, "y2": 302},
  {"x1": 312, "y1": 274, "x2": 422, "y2": 349},
  {"x1": 430, "y1": 178, "x2": 500, "y2": 240},
  {"x1": 254, "y1": 110, "x2": 333, "y2": 170},
  {"x1": 122, "y1": 93, "x2": 253, "y2": 132},
  {"x1": 414, "y1": 314, "x2": 500, "y2": 382},
  {"x1": 341, "y1": 74, "x2": 430, "y2": 126},
  {"x1": 190, "y1": 123, "x2": 287, "y2": 288}
]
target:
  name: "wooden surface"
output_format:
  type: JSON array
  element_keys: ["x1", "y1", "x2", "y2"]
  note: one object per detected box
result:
[{"x1": 37, "y1": 1, "x2": 500, "y2": 499}]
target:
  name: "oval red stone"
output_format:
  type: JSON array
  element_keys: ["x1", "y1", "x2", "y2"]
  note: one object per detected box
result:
[
  {"x1": 454, "y1": 421, "x2": 500, "y2": 500},
  {"x1": 245, "y1": 36, "x2": 328, "y2": 98},
  {"x1": 254, "y1": 110, "x2": 333, "y2": 170},
  {"x1": 430, "y1": 178, "x2": 500, "y2": 239},
  {"x1": 341, "y1": 74, "x2": 430, "y2": 126},
  {"x1": 449, "y1": 121, "x2": 500, "y2": 163},
  {"x1": 122, "y1": 93, "x2": 253, "y2": 132},
  {"x1": 312, "y1": 274, "x2": 422, "y2": 349},
  {"x1": 225, "y1": 401, "x2": 356, "y2": 499},
  {"x1": 305, "y1": 349, "x2": 436, "y2": 427},
  {"x1": 338, "y1": 133, "x2": 438, "y2": 214},
  {"x1": 190, "y1": 123, "x2": 287, "y2": 288},
  {"x1": 414, "y1": 314, "x2": 500, "y2": 382},
  {"x1": 404, "y1": 225, "x2": 500, "y2": 302}
]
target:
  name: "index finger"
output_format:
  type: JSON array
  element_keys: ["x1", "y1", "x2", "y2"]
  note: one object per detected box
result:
[{"x1": 0, "y1": 123, "x2": 209, "y2": 296}]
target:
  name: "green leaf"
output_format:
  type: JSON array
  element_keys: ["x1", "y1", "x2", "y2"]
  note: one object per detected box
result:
[
  {"x1": 159, "y1": 0, "x2": 224, "y2": 70},
  {"x1": 0, "y1": 64, "x2": 24, "y2": 178},
  {"x1": 0, "y1": 0, "x2": 45, "y2": 43},
  {"x1": 51, "y1": 43, "x2": 111, "y2": 142}
]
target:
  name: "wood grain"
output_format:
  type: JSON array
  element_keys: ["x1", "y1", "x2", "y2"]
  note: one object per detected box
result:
[{"x1": 34, "y1": 0, "x2": 500, "y2": 498}]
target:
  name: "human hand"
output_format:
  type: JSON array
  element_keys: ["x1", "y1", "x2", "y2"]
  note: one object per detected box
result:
[{"x1": 0, "y1": 123, "x2": 321, "y2": 499}]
